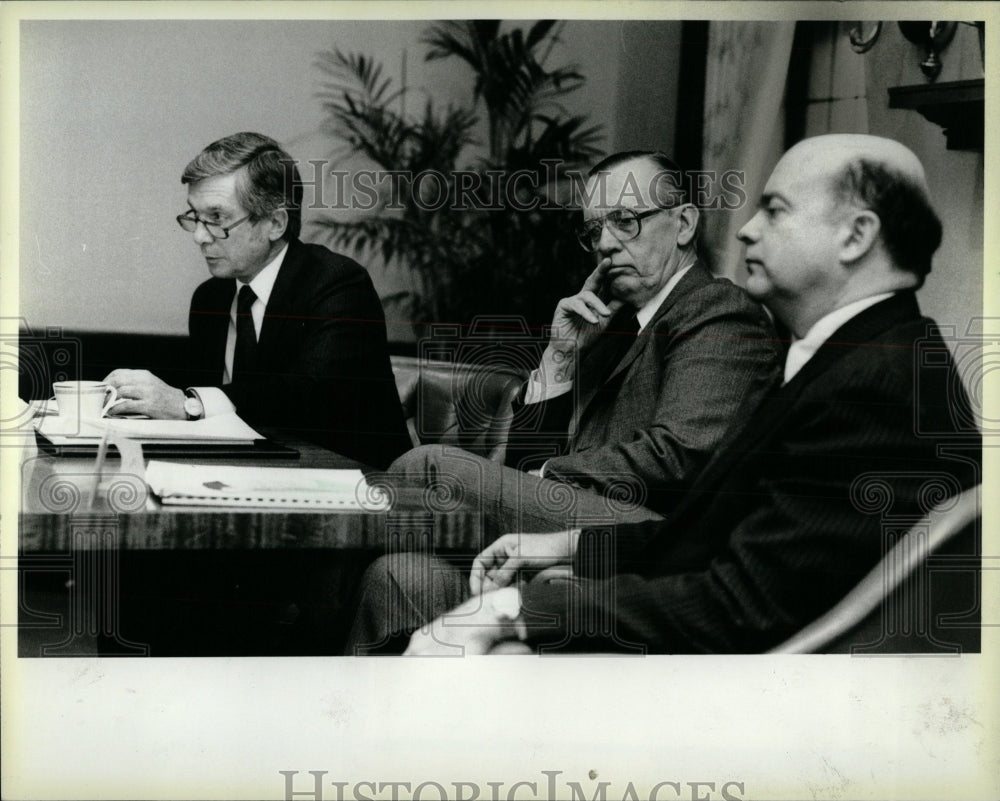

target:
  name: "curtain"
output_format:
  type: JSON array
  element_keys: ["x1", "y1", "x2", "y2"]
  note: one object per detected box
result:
[{"x1": 700, "y1": 22, "x2": 796, "y2": 281}]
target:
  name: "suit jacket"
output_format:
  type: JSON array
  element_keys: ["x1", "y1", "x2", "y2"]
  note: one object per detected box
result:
[
  {"x1": 521, "y1": 292, "x2": 981, "y2": 652},
  {"x1": 507, "y1": 261, "x2": 782, "y2": 513},
  {"x1": 186, "y1": 238, "x2": 410, "y2": 469}
]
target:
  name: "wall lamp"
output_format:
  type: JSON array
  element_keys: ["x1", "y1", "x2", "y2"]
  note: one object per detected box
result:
[{"x1": 849, "y1": 21, "x2": 984, "y2": 82}]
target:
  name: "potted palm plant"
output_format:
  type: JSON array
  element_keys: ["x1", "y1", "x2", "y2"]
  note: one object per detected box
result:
[{"x1": 311, "y1": 20, "x2": 603, "y2": 341}]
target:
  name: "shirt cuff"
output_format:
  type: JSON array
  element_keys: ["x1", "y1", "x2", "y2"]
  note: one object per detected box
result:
[
  {"x1": 522, "y1": 368, "x2": 573, "y2": 405},
  {"x1": 189, "y1": 386, "x2": 235, "y2": 418}
]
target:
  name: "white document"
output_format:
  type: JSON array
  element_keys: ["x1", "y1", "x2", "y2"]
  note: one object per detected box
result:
[
  {"x1": 145, "y1": 460, "x2": 390, "y2": 511},
  {"x1": 35, "y1": 412, "x2": 262, "y2": 444}
]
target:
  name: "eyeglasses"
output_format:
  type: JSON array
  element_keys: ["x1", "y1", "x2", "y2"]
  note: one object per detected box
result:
[
  {"x1": 176, "y1": 210, "x2": 253, "y2": 240},
  {"x1": 576, "y1": 207, "x2": 668, "y2": 252}
]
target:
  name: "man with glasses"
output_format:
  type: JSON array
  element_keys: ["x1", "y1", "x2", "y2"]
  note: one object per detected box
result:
[
  {"x1": 393, "y1": 134, "x2": 980, "y2": 656},
  {"x1": 104, "y1": 131, "x2": 409, "y2": 469},
  {"x1": 385, "y1": 151, "x2": 781, "y2": 539}
]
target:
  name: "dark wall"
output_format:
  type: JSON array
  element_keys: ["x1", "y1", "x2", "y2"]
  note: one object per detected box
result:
[
  {"x1": 17, "y1": 329, "x2": 418, "y2": 401},
  {"x1": 17, "y1": 329, "x2": 189, "y2": 401}
]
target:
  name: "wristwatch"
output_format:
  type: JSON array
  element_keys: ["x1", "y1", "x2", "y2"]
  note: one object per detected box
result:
[
  {"x1": 488, "y1": 586, "x2": 528, "y2": 641},
  {"x1": 183, "y1": 389, "x2": 204, "y2": 421}
]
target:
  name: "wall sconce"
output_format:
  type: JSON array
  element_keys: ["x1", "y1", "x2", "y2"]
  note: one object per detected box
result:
[
  {"x1": 848, "y1": 22, "x2": 882, "y2": 53},
  {"x1": 849, "y1": 21, "x2": 968, "y2": 81},
  {"x1": 897, "y1": 21, "x2": 957, "y2": 81},
  {"x1": 849, "y1": 19, "x2": 983, "y2": 150}
]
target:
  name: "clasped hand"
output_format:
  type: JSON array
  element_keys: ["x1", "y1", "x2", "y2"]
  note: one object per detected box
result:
[
  {"x1": 403, "y1": 530, "x2": 579, "y2": 656},
  {"x1": 469, "y1": 530, "x2": 580, "y2": 595},
  {"x1": 103, "y1": 369, "x2": 186, "y2": 419}
]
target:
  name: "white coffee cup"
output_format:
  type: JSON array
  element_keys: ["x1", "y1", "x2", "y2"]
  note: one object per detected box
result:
[{"x1": 52, "y1": 380, "x2": 125, "y2": 420}]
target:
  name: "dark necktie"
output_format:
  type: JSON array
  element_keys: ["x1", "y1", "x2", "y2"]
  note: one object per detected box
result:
[
  {"x1": 567, "y1": 314, "x2": 641, "y2": 446},
  {"x1": 596, "y1": 313, "x2": 640, "y2": 384},
  {"x1": 233, "y1": 284, "x2": 257, "y2": 379}
]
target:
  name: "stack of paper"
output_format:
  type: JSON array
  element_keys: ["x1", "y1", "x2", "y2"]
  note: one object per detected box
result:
[
  {"x1": 35, "y1": 413, "x2": 262, "y2": 446},
  {"x1": 145, "y1": 461, "x2": 390, "y2": 511}
]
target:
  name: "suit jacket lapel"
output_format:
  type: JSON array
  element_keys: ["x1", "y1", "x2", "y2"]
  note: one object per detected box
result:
[
  {"x1": 195, "y1": 279, "x2": 235, "y2": 381},
  {"x1": 254, "y1": 239, "x2": 304, "y2": 363},
  {"x1": 568, "y1": 262, "x2": 713, "y2": 439},
  {"x1": 604, "y1": 262, "x2": 713, "y2": 385},
  {"x1": 678, "y1": 291, "x2": 923, "y2": 506}
]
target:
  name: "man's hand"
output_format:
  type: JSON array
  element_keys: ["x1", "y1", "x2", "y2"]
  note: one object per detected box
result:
[
  {"x1": 550, "y1": 258, "x2": 624, "y2": 351},
  {"x1": 469, "y1": 530, "x2": 580, "y2": 596},
  {"x1": 540, "y1": 259, "x2": 624, "y2": 384},
  {"x1": 403, "y1": 592, "x2": 512, "y2": 656},
  {"x1": 102, "y1": 369, "x2": 186, "y2": 419}
]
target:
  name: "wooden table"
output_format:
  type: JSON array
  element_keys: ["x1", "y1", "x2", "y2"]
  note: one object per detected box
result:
[
  {"x1": 17, "y1": 435, "x2": 485, "y2": 656},
  {"x1": 19, "y1": 437, "x2": 485, "y2": 552}
]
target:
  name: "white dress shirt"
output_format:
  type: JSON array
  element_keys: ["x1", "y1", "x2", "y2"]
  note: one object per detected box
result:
[
  {"x1": 190, "y1": 243, "x2": 289, "y2": 417},
  {"x1": 782, "y1": 292, "x2": 895, "y2": 384}
]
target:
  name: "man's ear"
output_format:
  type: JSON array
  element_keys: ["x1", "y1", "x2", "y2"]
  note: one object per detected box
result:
[
  {"x1": 840, "y1": 209, "x2": 880, "y2": 264},
  {"x1": 675, "y1": 203, "x2": 699, "y2": 247},
  {"x1": 265, "y1": 208, "x2": 289, "y2": 242}
]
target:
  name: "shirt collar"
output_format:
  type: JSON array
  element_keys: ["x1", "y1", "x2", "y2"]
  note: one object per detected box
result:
[
  {"x1": 783, "y1": 291, "x2": 896, "y2": 384},
  {"x1": 239, "y1": 242, "x2": 289, "y2": 307},
  {"x1": 635, "y1": 264, "x2": 693, "y2": 332}
]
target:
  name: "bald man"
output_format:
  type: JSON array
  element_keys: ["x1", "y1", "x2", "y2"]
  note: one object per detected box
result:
[{"x1": 359, "y1": 134, "x2": 981, "y2": 655}]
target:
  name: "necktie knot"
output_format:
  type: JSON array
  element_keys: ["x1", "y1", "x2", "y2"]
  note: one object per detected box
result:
[{"x1": 237, "y1": 284, "x2": 257, "y2": 314}]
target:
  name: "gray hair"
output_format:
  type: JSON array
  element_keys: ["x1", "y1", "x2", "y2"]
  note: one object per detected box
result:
[{"x1": 181, "y1": 132, "x2": 302, "y2": 241}]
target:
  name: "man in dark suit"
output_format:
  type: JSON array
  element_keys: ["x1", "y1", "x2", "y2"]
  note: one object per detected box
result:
[
  {"x1": 354, "y1": 134, "x2": 980, "y2": 655},
  {"x1": 104, "y1": 132, "x2": 409, "y2": 468},
  {"x1": 388, "y1": 152, "x2": 781, "y2": 536}
]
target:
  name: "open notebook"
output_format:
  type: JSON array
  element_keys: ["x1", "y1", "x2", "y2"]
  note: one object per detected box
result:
[{"x1": 145, "y1": 460, "x2": 390, "y2": 511}]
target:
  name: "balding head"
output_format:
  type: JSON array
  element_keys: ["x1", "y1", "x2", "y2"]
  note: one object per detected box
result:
[
  {"x1": 784, "y1": 134, "x2": 929, "y2": 188},
  {"x1": 780, "y1": 135, "x2": 941, "y2": 280},
  {"x1": 737, "y1": 135, "x2": 941, "y2": 336}
]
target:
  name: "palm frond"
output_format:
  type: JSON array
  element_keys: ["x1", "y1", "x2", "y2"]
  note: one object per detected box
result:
[
  {"x1": 523, "y1": 114, "x2": 604, "y2": 164},
  {"x1": 525, "y1": 20, "x2": 558, "y2": 52},
  {"x1": 315, "y1": 49, "x2": 401, "y2": 109},
  {"x1": 315, "y1": 49, "x2": 423, "y2": 171},
  {"x1": 410, "y1": 100, "x2": 479, "y2": 173},
  {"x1": 313, "y1": 21, "x2": 603, "y2": 331},
  {"x1": 422, "y1": 21, "x2": 485, "y2": 71}
]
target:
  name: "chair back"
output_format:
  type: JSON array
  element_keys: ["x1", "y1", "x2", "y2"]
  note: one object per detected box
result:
[
  {"x1": 390, "y1": 356, "x2": 526, "y2": 462},
  {"x1": 770, "y1": 485, "x2": 982, "y2": 654}
]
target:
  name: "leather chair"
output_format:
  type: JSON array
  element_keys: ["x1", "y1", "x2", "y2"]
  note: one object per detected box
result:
[
  {"x1": 770, "y1": 485, "x2": 982, "y2": 654},
  {"x1": 390, "y1": 355, "x2": 527, "y2": 462}
]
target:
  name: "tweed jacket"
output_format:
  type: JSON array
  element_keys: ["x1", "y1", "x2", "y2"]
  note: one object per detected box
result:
[{"x1": 508, "y1": 261, "x2": 782, "y2": 513}]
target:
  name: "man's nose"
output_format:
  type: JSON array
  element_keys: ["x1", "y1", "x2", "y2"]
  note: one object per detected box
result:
[
  {"x1": 192, "y1": 221, "x2": 214, "y2": 246},
  {"x1": 736, "y1": 212, "x2": 760, "y2": 244},
  {"x1": 596, "y1": 221, "x2": 621, "y2": 254}
]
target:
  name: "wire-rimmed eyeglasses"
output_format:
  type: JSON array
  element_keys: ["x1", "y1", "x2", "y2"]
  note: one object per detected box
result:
[{"x1": 176, "y1": 210, "x2": 253, "y2": 240}]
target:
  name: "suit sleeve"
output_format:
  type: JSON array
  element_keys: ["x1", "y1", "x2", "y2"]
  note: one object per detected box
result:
[
  {"x1": 541, "y1": 284, "x2": 782, "y2": 505},
  {"x1": 503, "y1": 389, "x2": 574, "y2": 469},
  {"x1": 519, "y1": 355, "x2": 978, "y2": 653}
]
